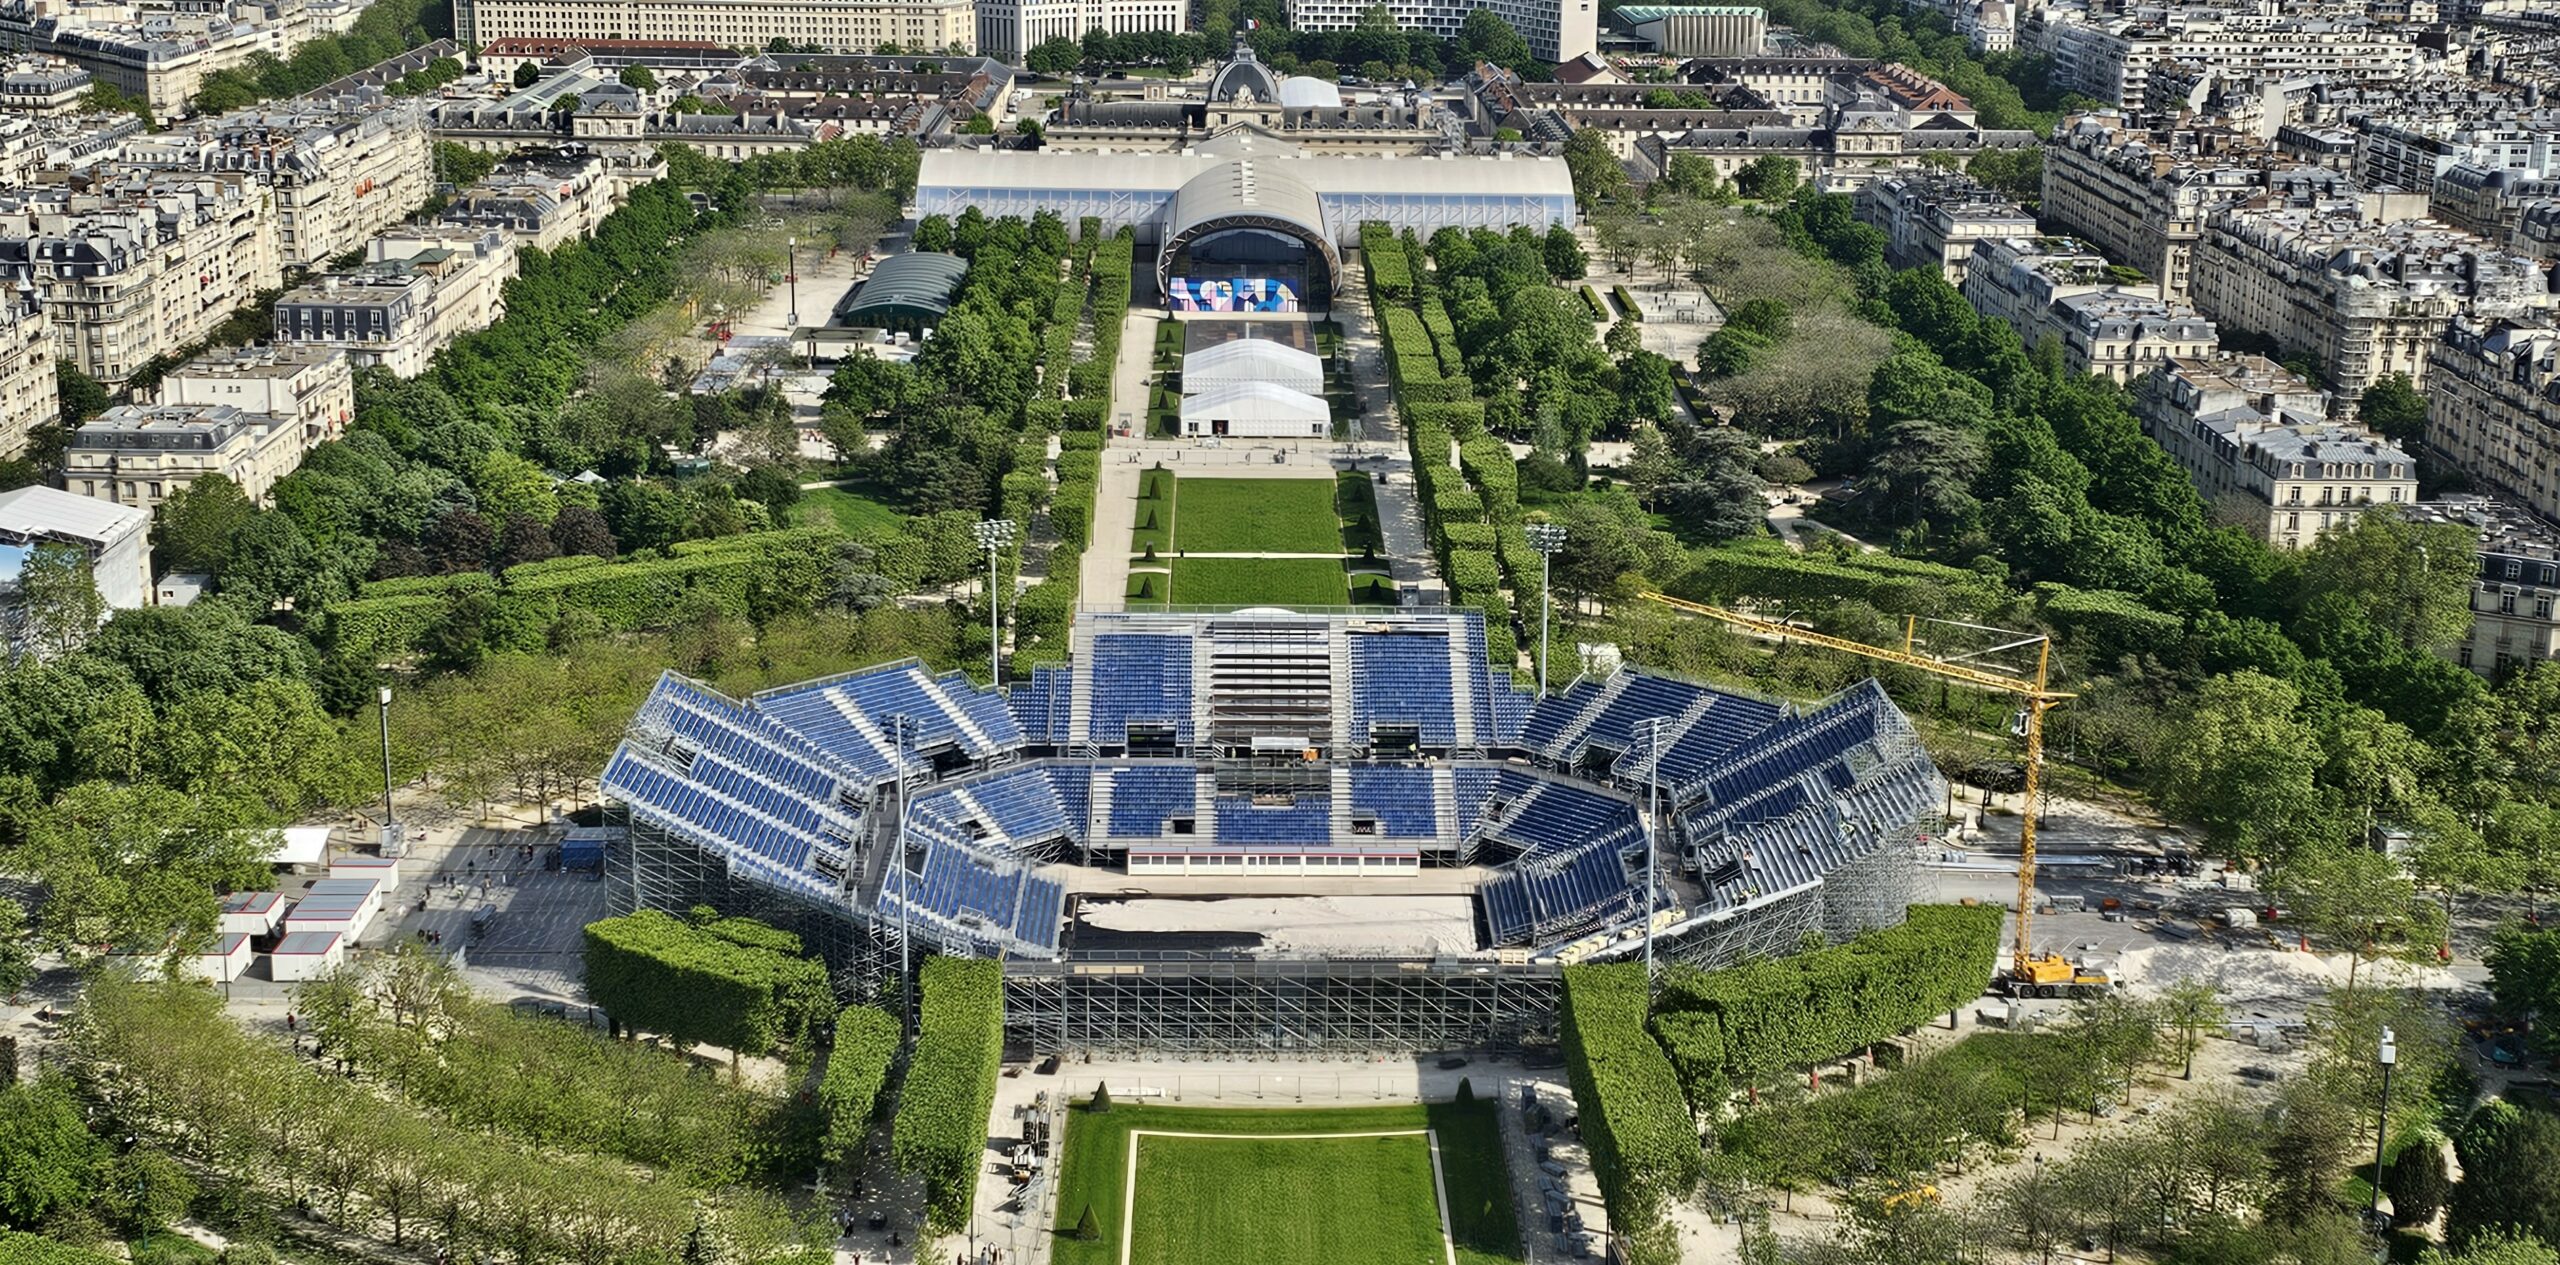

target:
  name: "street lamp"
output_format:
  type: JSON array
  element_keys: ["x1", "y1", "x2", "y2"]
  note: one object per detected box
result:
[
  {"x1": 784, "y1": 236, "x2": 800, "y2": 367},
  {"x1": 2370, "y1": 1025, "x2": 2398, "y2": 1232},
  {"x1": 973, "y1": 518, "x2": 1018, "y2": 688},
  {"x1": 377, "y1": 685, "x2": 400, "y2": 857},
  {"x1": 1639, "y1": 715, "x2": 1664, "y2": 986},
  {"x1": 1526, "y1": 522, "x2": 1567, "y2": 698}
]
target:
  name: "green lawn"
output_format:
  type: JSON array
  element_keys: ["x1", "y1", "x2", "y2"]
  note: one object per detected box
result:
[
  {"x1": 1052, "y1": 1102, "x2": 1522, "y2": 1265},
  {"x1": 795, "y1": 483, "x2": 905, "y2": 539},
  {"x1": 1336, "y1": 472, "x2": 1384, "y2": 554},
  {"x1": 1164, "y1": 558, "x2": 1349, "y2": 607},
  {"x1": 1166, "y1": 478, "x2": 1341, "y2": 553}
]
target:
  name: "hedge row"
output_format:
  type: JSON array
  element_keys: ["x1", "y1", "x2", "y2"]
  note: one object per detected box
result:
[
  {"x1": 1421, "y1": 297, "x2": 1465, "y2": 376},
  {"x1": 1649, "y1": 904, "x2": 2003, "y2": 1107},
  {"x1": 1016, "y1": 229, "x2": 1134, "y2": 668},
  {"x1": 1561, "y1": 963, "x2": 1700, "y2": 1265},
  {"x1": 892, "y1": 957, "x2": 1005, "y2": 1234},
  {"x1": 1613, "y1": 285, "x2": 1643, "y2": 321},
  {"x1": 1580, "y1": 285, "x2": 1608, "y2": 320},
  {"x1": 818, "y1": 1004, "x2": 902, "y2": 1173},
  {"x1": 0, "y1": 1233, "x2": 118, "y2": 1265},
  {"x1": 1361, "y1": 222, "x2": 1412, "y2": 301},
  {"x1": 582, "y1": 910, "x2": 831, "y2": 1057},
  {"x1": 2034, "y1": 582, "x2": 2183, "y2": 665},
  {"x1": 1674, "y1": 540, "x2": 2007, "y2": 619},
  {"x1": 325, "y1": 528, "x2": 850, "y2": 662}
]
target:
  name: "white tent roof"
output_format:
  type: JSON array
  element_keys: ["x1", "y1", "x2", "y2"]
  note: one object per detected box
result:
[
  {"x1": 1179, "y1": 381, "x2": 1330, "y2": 425},
  {"x1": 1183, "y1": 338, "x2": 1323, "y2": 397}
]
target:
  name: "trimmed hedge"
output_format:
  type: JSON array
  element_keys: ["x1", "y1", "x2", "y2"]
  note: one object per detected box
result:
[
  {"x1": 2035, "y1": 582, "x2": 2183, "y2": 664},
  {"x1": 583, "y1": 910, "x2": 831, "y2": 1057},
  {"x1": 892, "y1": 957, "x2": 1005, "y2": 1234},
  {"x1": 1581, "y1": 285, "x2": 1608, "y2": 320},
  {"x1": 1613, "y1": 285, "x2": 1643, "y2": 321},
  {"x1": 1561, "y1": 963, "x2": 1700, "y2": 1265},
  {"x1": 818, "y1": 1004, "x2": 901, "y2": 1172},
  {"x1": 0, "y1": 1233, "x2": 119, "y2": 1265},
  {"x1": 1675, "y1": 541, "x2": 2006, "y2": 618},
  {"x1": 1649, "y1": 904, "x2": 2002, "y2": 1106}
]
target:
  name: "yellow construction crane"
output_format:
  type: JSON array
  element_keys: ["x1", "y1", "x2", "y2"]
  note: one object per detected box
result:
[{"x1": 1643, "y1": 591, "x2": 2108, "y2": 997}]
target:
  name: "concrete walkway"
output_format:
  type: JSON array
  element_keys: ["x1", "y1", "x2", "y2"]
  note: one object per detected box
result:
[{"x1": 1331, "y1": 271, "x2": 1441, "y2": 601}]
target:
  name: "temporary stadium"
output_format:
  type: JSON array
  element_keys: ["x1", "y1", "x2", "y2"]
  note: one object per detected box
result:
[{"x1": 598, "y1": 608, "x2": 1946, "y2": 1052}]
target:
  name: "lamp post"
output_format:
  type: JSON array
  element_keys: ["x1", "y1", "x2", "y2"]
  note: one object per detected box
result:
[
  {"x1": 784, "y1": 236, "x2": 799, "y2": 366},
  {"x1": 973, "y1": 518, "x2": 1017, "y2": 687},
  {"x1": 377, "y1": 685, "x2": 399, "y2": 857},
  {"x1": 2371, "y1": 1025, "x2": 2397, "y2": 1234},
  {"x1": 1526, "y1": 522, "x2": 1567, "y2": 698}
]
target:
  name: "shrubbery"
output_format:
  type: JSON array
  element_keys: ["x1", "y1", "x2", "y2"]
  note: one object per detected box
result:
[
  {"x1": 818, "y1": 1005, "x2": 901, "y2": 1175},
  {"x1": 582, "y1": 910, "x2": 831, "y2": 1056},
  {"x1": 1561, "y1": 963, "x2": 1699, "y2": 1265},
  {"x1": 1649, "y1": 904, "x2": 2002, "y2": 1105},
  {"x1": 892, "y1": 957, "x2": 1005, "y2": 1234}
]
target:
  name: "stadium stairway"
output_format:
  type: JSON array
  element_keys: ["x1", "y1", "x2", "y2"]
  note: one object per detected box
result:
[
  {"x1": 1331, "y1": 766, "x2": 1356, "y2": 838},
  {"x1": 1546, "y1": 673, "x2": 1628, "y2": 763},
  {"x1": 1329, "y1": 624, "x2": 1355, "y2": 752},
  {"x1": 1444, "y1": 629, "x2": 1479, "y2": 749}
]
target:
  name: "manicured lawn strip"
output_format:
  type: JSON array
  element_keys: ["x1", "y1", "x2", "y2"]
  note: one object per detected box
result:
[
  {"x1": 1166, "y1": 558, "x2": 1347, "y2": 607},
  {"x1": 796, "y1": 483, "x2": 906, "y2": 539},
  {"x1": 1172, "y1": 478, "x2": 1341, "y2": 553},
  {"x1": 1131, "y1": 1132, "x2": 1444, "y2": 1265},
  {"x1": 1125, "y1": 569, "x2": 1171, "y2": 607},
  {"x1": 1337, "y1": 472, "x2": 1385, "y2": 554},
  {"x1": 1350, "y1": 573, "x2": 1398, "y2": 606},
  {"x1": 1131, "y1": 471, "x2": 1175, "y2": 554},
  {"x1": 1050, "y1": 1102, "x2": 1525, "y2": 1265}
]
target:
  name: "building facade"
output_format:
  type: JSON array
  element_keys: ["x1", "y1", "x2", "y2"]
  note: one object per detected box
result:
[
  {"x1": 2134, "y1": 353, "x2": 2416, "y2": 547},
  {"x1": 156, "y1": 344, "x2": 353, "y2": 452},
  {"x1": 0, "y1": 484, "x2": 151, "y2": 623},
  {"x1": 2410, "y1": 495, "x2": 2560, "y2": 676},
  {"x1": 116, "y1": 98, "x2": 433, "y2": 270},
  {"x1": 0, "y1": 176, "x2": 283, "y2": 384},
  {"x1": 2427, "y1": 315, "x2": 2560, "y2": 522},
  {"x1": 62, "y1": 402, "x2": 308, "y2": 510},
  {"x1": 1855, "y1": 168, "x2": 2037, "y2": 283},
  {"x1": 1284, "y1": 0, "x2": 1598, "y2": 63},
  {"x1": 455, "y1": 0, "x2": 974, "y2": 57},
  {"x1": 975, "y1": 0, "x2": 1180, "y2": 62},
  {"x1": 2188, "y1": 200, "x2": 2551, "y2": 403},
  {"x1": 0, "y1": 288, "x2": 52, "y2": 462}
]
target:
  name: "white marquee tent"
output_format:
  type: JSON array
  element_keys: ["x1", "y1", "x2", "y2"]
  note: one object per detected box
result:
[
  {"x1": 1179, "y1": 381, "x2": 1330, "y2": 438},
  {"x1": 1181, "y1": 338, "x2": 1323, "y2": 397}
]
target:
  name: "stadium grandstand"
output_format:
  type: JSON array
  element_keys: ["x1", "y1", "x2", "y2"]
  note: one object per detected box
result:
[{"x1": 599, "y1": 608, "x2": 1945, "y2": 1051}]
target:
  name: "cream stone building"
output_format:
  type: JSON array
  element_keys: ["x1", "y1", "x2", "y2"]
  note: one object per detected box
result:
[
  {"x1": 1856, "y1": 169, "x2": 2037, "y2": 283},
  {"x1": 2427, "y1": 315, "x2": 2560, "y2": 523},
  {"x1": 272, "y1": 227, "x2": 516, "y2": 379},
  {"x1": 0, "y1": 289, "x2": 55, "y2": 461},
  {"x1": 0, "y1": 175, "x2": 282, "y2": 384},
  {"x1": 63, "y1": 401, "x2": 309, "y2": 510},
  {"x1": 2042, "y1": 112, "x2": 2357, "y2": 302},
  {"x1": 2134, "y1": 353, "x2": 2416, "y2": 548},
  {"x1": 2409, "y1": 495, "x2": 2560, "y2": 677},
  {"x1": 455, "y1": 0, "x2": 975, "y2": 57},
  {"x1": 117, "y1": 98, "x2": 432, "y2": 269},
  {"x1": 2188, "y1": 199, "x2": 2550, "y2": 403},
  {"x1": 156, "y1": 344, "x2": 353, "y2": 451}
]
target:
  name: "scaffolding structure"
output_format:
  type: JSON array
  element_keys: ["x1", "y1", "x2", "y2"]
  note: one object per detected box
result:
[
  {"x1": 611, "y1": 810, "x2": 901, "y2": 1003},
  {"x1": 1003, "y1": 954, "x2": 1562, "y2": 1056}
]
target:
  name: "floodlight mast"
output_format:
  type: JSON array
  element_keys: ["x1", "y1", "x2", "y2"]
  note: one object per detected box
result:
[
  {"x1": 1526, "y1": 523, "x2": 1568, "y2": 698},
  {"x1": 973, "y1": 519, "x2": 1018, "y2": 687},
  {"x1": 1641, "y1": 591, "x2": 2072, "y2": 988}
]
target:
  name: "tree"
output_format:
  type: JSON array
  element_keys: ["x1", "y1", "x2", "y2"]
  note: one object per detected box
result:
[
  {"x1": 513, "y1": 61, "x2": 542, "y2": 88},
  {"x1": 2449, "y1": 1103, "x2": 2560, "y2": 1250},
  {"x1": 1544, "y1": 223, "x2": 1588, "y2": 281},
  {"x1": 153, "y1": 475, "x2": 253, "y2": 576},
  {"x1": 1661, "y1": 427, "x2": 1765, "y2": 542},
  {"x1": 1622, "y1": 422, "x2": 1681, "y2": 511},
  {"x1": 495, "y1": 513, "x2": 558, "y2": 570},
  {"x1": 2274, "y1": 843, "x2": 2446, "y2": 988},
  {"x1": 425, "y1": 508, "x2": 495, "y2": 574},
  {"x1": 2153, "y1": 671, "x2": 2331, "y2": 864},
  {"x1": 912, "y1": 214, "x2": 954, "y2": 254},
  {"x1": 619, "y1": 63, "x2": 658, "y2": 90},
  {"x1": 0, "y1": 901, "x2": 31, "y2": 1001},
  {"x1": 1025, "y1": 36, "x2": 1080, "y2": 75},
  {"x1": 1074, "y1": 1204, "x2": 1101, "y2": 1242},
  {"x1": 552, "y1": 505, "x2": 618, "y2": 559},
  {"x1": 1562, "y1": 129, "x2": 1630, "y2": 210},
  {"x1": 2299, "y1": 512, "x2": 2479, "y2": 656},
  {"x1": 2388, "y1": 1135, "x2": 2452, "y2": 1228},
  {"x1": 1734, "y1": 154, "x2": 1801, "y2": 202},
  {"x1": 2358, "y1": 372, "x2": 2427, "y2": 448},
  {"x1": 0, "y1": 1074, "x2": 103, "y2": 1227},
  {"x1": 2160, "y1": 977, "x2": 2225, "y2": 1079},
  {"x1": 1457, "y1": 7, "x2": 1532, "y2": 68},
  {"x1": 55, "y1": 360, "x2": 107, "y2": 428},
  {"x1": 2423, "y1": 1231, "x2": 2560, "y2": 1265},
  {"x1": 1090, "y1": 1082, "x2": 1112, "y2": 1113},
  {"x1": 12, "y1": 545, "x2": 105, "y2": 660},
  {"x1": 550, "y1": 93, "x2": 582, "y2": 114}
]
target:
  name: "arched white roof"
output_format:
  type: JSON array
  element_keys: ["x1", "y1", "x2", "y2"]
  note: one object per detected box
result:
[
  {"x1": 1277, "y1": 76, "x2": 1343, "y2": 109},
  {"x1": 1181, "y1": 338, "x2": 1323, "y2": 397},
  {"x1": 1178, "y1": 380, "x2": 1330, "y2": 426}
]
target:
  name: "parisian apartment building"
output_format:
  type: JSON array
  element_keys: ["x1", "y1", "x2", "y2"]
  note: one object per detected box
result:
[{"x1": 2133, "y1": 353, "x2": 2418, "y2": 548}]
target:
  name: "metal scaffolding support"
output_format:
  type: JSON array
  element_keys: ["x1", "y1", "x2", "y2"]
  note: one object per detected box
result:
[
  {"x1": 612, "y1": 810, "x2": 901, "y2": 1004},
  {"x1": 1001, "y1": 956, "x2": 1562, "y2": 1056}
]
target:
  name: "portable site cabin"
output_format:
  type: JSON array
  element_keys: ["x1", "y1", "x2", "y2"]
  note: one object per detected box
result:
[
  {"x1": 559, "y1": 826, "x2": 616, "y2": 873},
  {"x1": 257, "y1": 826, "x2": 333, "y2": 874},
  {"x1": 190, "y1": 932, "x2": 252, "y2": 984},
  {"x1": 219, "y1": 891, "x2": 286, "y2": 937},
  {"x1": 268, "y1": 930, "x2": 344, "y2": 981},
  {"x1": 328, "y1": 852, "x2": 401, "y2": 893},
  {"x1": 305, "y1": 878, "x2": 383, "y2": 922},
  {"x1": 284, "y1": 893, "x2": 373, "y2": 942}
]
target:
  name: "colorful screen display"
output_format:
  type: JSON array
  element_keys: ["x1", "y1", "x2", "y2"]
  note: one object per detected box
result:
[{"x1": 1167, "y1": 277, "x2": 1300, "y2": 313}]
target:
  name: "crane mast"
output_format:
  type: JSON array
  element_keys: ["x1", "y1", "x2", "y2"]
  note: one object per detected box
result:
[{"x1": 1642, "y1": 592, "x2": 2089, "y2": 990}]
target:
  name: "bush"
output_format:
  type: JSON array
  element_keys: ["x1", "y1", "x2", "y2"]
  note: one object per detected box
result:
[
  {"x1": 2386, "y1": 1135, "x2": 2450, "y2": 1227},
  {"x1": 818, "y1": 1005, "x2": 900, "y2": 1173},
  {"x1": 1561, "y1": 963, "x2": 1701, "y2": 1265},
  {"x1": 1649, "y1": 905, "x2": 2002, "y2": 1105},
  {"x1": 582, "y1": 910, "x2": 831, "y2": 1056},
  {"x1": 1613, "y1": 285, "x2": 1643, "y2": 321},
  {"x1": 892, "y1": 957, "x2": 1005, "y2": 1234}
]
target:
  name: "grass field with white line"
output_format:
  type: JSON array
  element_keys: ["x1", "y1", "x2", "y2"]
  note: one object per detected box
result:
[{"x1": 1050, "y1": 1102, "x2": 1523, "y2": 1265}]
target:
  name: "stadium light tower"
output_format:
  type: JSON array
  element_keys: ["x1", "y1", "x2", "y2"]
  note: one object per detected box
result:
[
  {"x1": 1526, "y1": 522, "x2": 1567, "y2": 698},
  {"x1": 890, "y1": 713, "x2": 915, "y2": 1033},
  {"x1": 973, "y1": 518, "x2": 1018, "y2": 688},
  {"x1": 1639, "y1": 714, "x2": 1666, "y2": 987},
  {"x1": 377, "y1": 686, "x2": 399, "y2": 857},
  {"x1": 784, "y1": 236, "x2": 799, "y2": 366}
]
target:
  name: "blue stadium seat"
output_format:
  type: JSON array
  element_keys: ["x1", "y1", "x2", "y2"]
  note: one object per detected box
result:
[
  {"x1": 1086, "y1": 634, "x2": 1195, "y2": 747},
  {"x1": 1214, "y1": 794, "x2": 1333, "y2": 844},
  {"x1": 1348, "y1": 632, "x2": 1458, "y2": 746},
  {"x1": 1348, "y1": 767, "x2": 1437, "y2": 838},
  {"x1": 1106, "y1": 766, "x2": 1197, "y2": 837}
]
